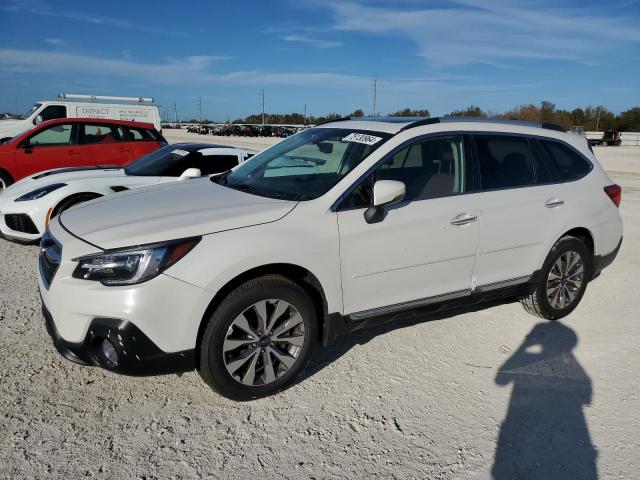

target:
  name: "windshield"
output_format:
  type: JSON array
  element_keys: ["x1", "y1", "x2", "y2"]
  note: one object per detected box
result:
[
  {"x1": 22, "y1": 103, "x2": 41, "y2": 120},
  {"x1": 124, "y1": 145, "x2": 203, "y2": 176},
  {"x1": 215, "y1": 127, "x2": 391, "y2": 201}
]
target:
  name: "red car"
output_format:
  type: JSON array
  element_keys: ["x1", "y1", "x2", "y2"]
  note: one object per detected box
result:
[{"x1": 0, "y1": 118, "x2": 166, "y2": 188}]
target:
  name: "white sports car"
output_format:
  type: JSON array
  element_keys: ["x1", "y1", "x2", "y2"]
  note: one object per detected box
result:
[{"x1": 0, "y1": 143, "x2": 257, "y2": 243}]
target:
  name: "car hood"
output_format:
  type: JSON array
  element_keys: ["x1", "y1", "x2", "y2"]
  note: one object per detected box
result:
[
  {"x1": 0, "y1": 119, "x2": 28, "y2": 138},
  {"x1": 0, "y1": 167, "x2": 125, "y2": 199},
  {"x1": 59, "y1": 177, "x2": 298, "y2": 249}
]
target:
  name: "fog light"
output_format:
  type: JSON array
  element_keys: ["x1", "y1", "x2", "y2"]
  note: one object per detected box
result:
[{"x1": 101, "y1": 339, "x2": 119, "y2": 366}]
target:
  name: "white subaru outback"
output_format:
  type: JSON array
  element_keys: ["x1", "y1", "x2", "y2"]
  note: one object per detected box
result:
[{"x1": 39, "y1": 117, "x2": 623, "y2": 400}]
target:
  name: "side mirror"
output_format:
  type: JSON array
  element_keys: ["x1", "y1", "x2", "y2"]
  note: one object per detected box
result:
[
  {"x1": 364, "y1": 180, "x2": 406, "y2": 224},
  {"x1": 34, "y1": 115, "x2": 43, "y2": 125},
  {"x1": 179, "y1": 168, "x2": 202, "y2": 180}
]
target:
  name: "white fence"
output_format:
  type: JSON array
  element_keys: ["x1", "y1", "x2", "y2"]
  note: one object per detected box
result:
[{"x1": 586, "y1": 131, "x2": 640, "y2": 146}]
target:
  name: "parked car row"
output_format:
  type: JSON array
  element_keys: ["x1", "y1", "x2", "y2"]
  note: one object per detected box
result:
[
  {"x1": 0, "y1": 115, "x2": 624, "y2": 401},
  {"x1": 0, "y1": 141, "x2": 256, "y2": 242},
  {"x1": 187, "y1": 123, "x2": 302, "y2": 138}
]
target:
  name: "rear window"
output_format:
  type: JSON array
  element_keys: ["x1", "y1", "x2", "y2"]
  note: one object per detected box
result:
[
  {"x1": 475, "y1": 135, "x2": 535, "y2": 190},
  {"x1": 539, "y1": 140, "x2": 591, "y2": 182},
  {"x1": 126, "y1": 127, "x2": 158, "y2": 141}
]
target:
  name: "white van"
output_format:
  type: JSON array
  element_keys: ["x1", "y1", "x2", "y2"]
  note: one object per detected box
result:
[{"x1": 0, "y1": 94, "x2": 161, "y2": 141}]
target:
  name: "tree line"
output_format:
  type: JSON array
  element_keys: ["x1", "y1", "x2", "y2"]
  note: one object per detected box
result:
[{"x1": 192, "y1": 102, "x2": 640, "y2": 131}]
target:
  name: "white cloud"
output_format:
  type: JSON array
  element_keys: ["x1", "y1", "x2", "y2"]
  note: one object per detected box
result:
[
  {"x1": 323, "y1": 0, "x2": 640, "y2": 66},
  {"x1": 44, "y1": 38, "x2": 66, "y2": 46},
  {"x1": 283, "y1": 34, "x2": 343, "y2": 48},
  {"x1": 0, "y1": 48, "x2": 366, "y2": 88}
]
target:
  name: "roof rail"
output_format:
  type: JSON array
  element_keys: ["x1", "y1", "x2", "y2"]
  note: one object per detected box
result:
[
  {"x1": 314, "y1": 116, "x2": 352, "y2": 126},
  {"x1": 400, "y1": 116, "x2": 566, "y2": 132}
]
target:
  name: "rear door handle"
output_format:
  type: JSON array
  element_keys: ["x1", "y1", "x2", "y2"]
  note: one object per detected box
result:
[
  {"x1": 68, "y1": 149, "x2": 81, "y2": 156},
  {"x1": 545, "y1": 198, "x2": 564, "y2": 208},
  {"x1": 450, "y1": 213, "x2": 478, "y2": 226}
]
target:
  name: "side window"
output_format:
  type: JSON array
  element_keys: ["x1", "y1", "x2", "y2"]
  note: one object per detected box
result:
[
  {"x1": 475, "y1": 135, "x2": 535, "y2": 190},
  {"x1": 342, "y1": 136, "x2": 466, "y2": 209},
  {"x1": 78, "y1": 124, "x2": 124, "y2": 145},
  {"x1": 540, "y1": 140, "x2": 591, "y2": 181},
  {"x1": 38, "y1": 105, "x2": 67, "y2": 122},
  {"x1": 196, "y1": 155, "x2": 239, "y2": 175},
  {"x1": 27, "y1": 123, "x2": 73, "y2": 146},
  {"x1": 530, "y1": 139, "x2": 560, "y2": 184},
  {"x1": 126, "y1": 127, "x2": 154, "y2": 141}
]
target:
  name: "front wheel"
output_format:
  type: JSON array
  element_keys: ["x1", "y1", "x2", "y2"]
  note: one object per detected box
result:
[
  {"x1": 199, "y1": 275, "x2": 318, "y2": 400},
  {"x1": 521, "y1": 236, "x2": 591, "y2": 320}
]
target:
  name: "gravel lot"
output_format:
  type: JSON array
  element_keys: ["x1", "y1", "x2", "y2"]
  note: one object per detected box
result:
[{"x1": 1, "y1": 140, "x2": 638, "y2": 479}]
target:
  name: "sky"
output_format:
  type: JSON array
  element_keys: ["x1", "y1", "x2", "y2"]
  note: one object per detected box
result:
[{"x1": 0, "y1": 0, "x2": 639, "y2": 120}]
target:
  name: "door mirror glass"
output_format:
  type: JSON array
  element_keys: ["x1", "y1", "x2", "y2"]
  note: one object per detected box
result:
[
  {"x1": 364, "y1": 180, "x2": 406, "y2": 224},
  {"x1": 34, "y1": 115, "x2": 43, "y2": 125},
  {"x1": 179, "y1": 167, "x2": 202, "y2": 180}
]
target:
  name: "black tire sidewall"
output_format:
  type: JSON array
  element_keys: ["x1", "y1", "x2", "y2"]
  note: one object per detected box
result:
[
  {"x1": 537, "y1": 237, "x2": 591, "y2": 319},
  {"x1": 200, "y1": 278, "x2": 318, "y2": 400},
  {"x1": 0, "y1": 171, "x2": 13, "y2": 189}
]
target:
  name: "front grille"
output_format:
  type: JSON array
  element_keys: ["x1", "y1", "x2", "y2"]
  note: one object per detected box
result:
[
  {"x1": 5, "y1": 214, "x2": 39, "y2": 234},
  {"x1": 39, "y1": 231, "x2": 62, "y2": 289}
]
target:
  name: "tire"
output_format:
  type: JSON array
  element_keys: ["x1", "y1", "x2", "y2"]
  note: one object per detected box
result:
[
  {"x1": 521, "y1": 236, "x2": 591, "y2": 320},
  {"x1": 0, "y1": 170, "x2": 13, "y2": 190},
  {"x1": 52, "y1": 193, "x2": 101, "y2": 218},
  {"x1": 198, "y1": 275, "x2": 318, "y2": 400}
]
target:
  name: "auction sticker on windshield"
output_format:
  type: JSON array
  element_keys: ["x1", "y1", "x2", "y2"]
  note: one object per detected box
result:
[{"x1": 342, "y1": 133, "x2": 382, "y2": 145}]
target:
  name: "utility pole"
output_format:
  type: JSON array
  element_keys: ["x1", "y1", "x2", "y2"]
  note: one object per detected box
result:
[
  {"x1": 595, "y1": 107, "x2": 601, "y2": 131},
  {"x1": 260, "y1": 90, "x2": 265, "y2": 125},
  {"x1": 304, "y1": 103, "x2": 307, "y2": 125},
  {"x1": 197, "y1": 97, "x2": 203, "y2": 121},
  {"x1": 173, "y1": 102, "x2": 178, "y2": 123},
  {"x1": 371, "y1": 77, "x2": 378, "y2": 117}
]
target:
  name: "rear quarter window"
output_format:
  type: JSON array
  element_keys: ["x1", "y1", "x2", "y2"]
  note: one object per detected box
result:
[
  {"x1": 539, "y1": 140, "x2": 592, "y2": 181},
  {"x1": 126, "y1": 127, "x2": 158, "y2": 141}
]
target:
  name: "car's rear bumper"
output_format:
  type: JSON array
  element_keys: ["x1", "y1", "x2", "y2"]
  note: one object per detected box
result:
[
  {"x1": 41, "y1": 302, "x2": 195, "y2": 375},
  {"x1": 591, "y1": 236, "x2": 622, "y2": 280}
]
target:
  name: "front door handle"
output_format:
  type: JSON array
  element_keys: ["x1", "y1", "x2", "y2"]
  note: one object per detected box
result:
[
  {"x1": 68, "y1": 149, "x2": 81, "y2": 156},
  {"x1": 545, "y1": 198, "x2": 564, "y2": 208},
  {"x1": 450, "y1": 213, "x2": 478, "y2": 226}
]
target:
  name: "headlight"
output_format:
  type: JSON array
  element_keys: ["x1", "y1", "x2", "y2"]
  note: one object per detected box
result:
[
  {"x1": 15, "y1": 183, "x2": 67, "y2": 202},
  {"x1": 72, "y1": 237, "x2": 200, "y2": 286}
]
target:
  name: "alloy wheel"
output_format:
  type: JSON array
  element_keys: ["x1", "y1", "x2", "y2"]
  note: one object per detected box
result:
[
  {"x1": 546, "y1": 250, "x2": 584, "y2": 309},
  {"x1": 223, "y1": 299, "x2": 305, "y2": 386}
]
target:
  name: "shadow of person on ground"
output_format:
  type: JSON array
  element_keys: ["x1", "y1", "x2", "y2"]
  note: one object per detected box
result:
[{"x1": 492, "y1": 322, "x2": 596, "y2": 480}]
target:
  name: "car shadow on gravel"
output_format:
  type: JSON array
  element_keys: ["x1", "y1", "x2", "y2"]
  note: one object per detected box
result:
[{"x1": 301, "y1": 297, "x2": 519, "y2": 381}]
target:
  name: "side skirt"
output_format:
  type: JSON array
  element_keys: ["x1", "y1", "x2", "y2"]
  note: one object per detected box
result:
[{"x1": 322, "y1": 275, "x2": 540, "y2": 347}]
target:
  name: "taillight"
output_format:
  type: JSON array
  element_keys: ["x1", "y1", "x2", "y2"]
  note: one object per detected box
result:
[{"x1": 604, "y1": 184, "x2": 621, "y2": 207}]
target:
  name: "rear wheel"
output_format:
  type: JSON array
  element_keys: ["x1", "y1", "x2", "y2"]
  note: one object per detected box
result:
[
  {"x1": 199, "y1": 275, "x2": 318, "y2": 400},
  {"x1": 521, "y1": 236, "x2": 591, "y2": 320},
  {"x1": 0, "y1": 171, "x2": 13, "y2": 190}
]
